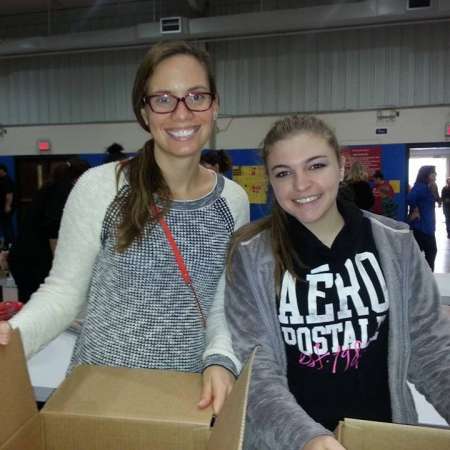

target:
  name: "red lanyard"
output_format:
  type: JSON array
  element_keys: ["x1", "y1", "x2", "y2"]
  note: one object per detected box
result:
[{"x1": 151, "y1": 205, "x2": 207, "y2": 329}]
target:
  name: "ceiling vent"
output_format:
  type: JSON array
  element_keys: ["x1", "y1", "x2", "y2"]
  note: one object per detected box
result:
[
  {"x1": 160, "y1": 17, "x2": 188, "y2": 34},
  {"x1": 407, "y1": 0, "x2": 432, "y2": 9}
]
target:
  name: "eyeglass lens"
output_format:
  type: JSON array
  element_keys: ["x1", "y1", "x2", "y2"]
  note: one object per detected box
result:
[{"x1": 146, "y1": 93, "x2": 213, "y2": 113}]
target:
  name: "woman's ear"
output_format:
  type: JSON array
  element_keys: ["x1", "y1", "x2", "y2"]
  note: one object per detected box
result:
[
  {"x1": 339, "y1": 156, "x2": 346, "y2": 181},
  {"x1": 212, "y1": 95, "x2": 219, "y2": 120},
  {"x1": 141, "y1": 108, "x2": 150, "y2": 128}
]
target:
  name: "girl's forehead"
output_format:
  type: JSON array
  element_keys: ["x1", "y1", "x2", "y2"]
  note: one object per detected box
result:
[{"x1": 270, "y1": 133, "x2": 333, "y2": 156}]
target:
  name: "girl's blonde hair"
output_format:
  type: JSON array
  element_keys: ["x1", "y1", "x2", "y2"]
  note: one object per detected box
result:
[{"x1": 346, "y1": 161, "x2": 368, "y2": 182}]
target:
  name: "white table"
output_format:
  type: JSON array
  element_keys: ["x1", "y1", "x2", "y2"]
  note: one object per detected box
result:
[
  {"x1": 27, "y1": 332, "x2": 448, "y2": 426},
  {"x1": 27, "y1": 331, "x2": 77, "y2": 402}
]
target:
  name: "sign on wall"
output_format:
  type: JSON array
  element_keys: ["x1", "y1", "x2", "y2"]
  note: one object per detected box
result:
[
  {"x1": 341, "y1": 146, "x2": 382, "y2": 175},
  {"x1": 232, "y1": 165, "x2": 268, "y2": 204}
]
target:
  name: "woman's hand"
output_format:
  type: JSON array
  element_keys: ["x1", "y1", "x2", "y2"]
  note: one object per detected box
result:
[
  {"x1": 0, "y1": 321, "x2": 12, "y2": 345},
  {"x1": 303, "y1": 436, "x2": 346, "y2": 450},
  {"x1": 408, "y1": 207, "x2": 420, "y2": 222},
  {"x1": 198, "y1": 365, "x2": 235, "y2": 415}
]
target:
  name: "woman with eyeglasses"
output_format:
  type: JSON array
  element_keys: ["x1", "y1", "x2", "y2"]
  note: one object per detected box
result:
[{"x1": 0, "y1": 41, "x2": 249, "y2": 414}]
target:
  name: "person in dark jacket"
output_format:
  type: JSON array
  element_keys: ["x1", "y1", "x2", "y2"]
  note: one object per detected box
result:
[
  {"x1": 200, "y1": 149, "x2": 232, "y2": 174},
  {"x1": 8, "y1": 158, "x2": 90, "y2": 302},
  {"x1": 103, "y1": 142, "x2": 127, "y2": 164},
  {"x1": 0, "y1": 164, "x2": 15, "y2": 249},
  {"x1": 343, "y1": 161, "x2": 374, "y2": 210},
  {"x1": 441, "y1": 177, "x2": 450, "y2": 239},
  {"x1": 407, "y1": 165, "x2": 438, "y2": 271}
]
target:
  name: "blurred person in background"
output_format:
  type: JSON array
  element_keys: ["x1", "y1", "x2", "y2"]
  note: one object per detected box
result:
[
  {"x1": 103, "y1": 142, "x2": 127, "y2": 164},
  {"x1": 8, "y1": 158, "x2": 90, "y2": 302},
  {"x1": 371, "y1": 170, "x2": 397, "y2": 219},
  {"x1": 0, "y1": 164, "x2": 15, "y2": 250},
  {"x1": 343, "y1": 161, "x2": 374, "y2": 211},
  {"x1": 441, "y1": 177, "x2": 450, "y2": 239},
  {"x1": 200, "y1": 149, "x2": 233, "y2": 174},
  {"x1": 407, "y1": 165, "x2": 439, "y2": 271}
]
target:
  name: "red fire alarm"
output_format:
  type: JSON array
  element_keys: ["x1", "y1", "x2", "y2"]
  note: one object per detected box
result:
[
  {"x1": 446, "y1": 123, "x2": 450, "y2": 137},
  {"x1": 37, "y1": 139, "x2": 52, "y2": 153}
]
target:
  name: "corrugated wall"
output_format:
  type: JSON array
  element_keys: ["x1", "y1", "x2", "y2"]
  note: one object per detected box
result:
[
  {"x1": 212, "y1": 21, "x2": 450, "y2": 116},
  {"x1": 0, "y1": 48, "x2": 145, "y2": 125},
  {"x1": 0, "y1": 21, "x2": 449, "y2": 125}
]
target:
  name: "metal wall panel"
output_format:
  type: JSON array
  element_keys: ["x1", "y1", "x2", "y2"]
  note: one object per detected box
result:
[
  {"x1": 0, "y1": 21, "x2": 449, "y2": 125},
  {"x1": 0, "y1": 48, "x2": 145, "y2": 125},
  {"x1": 212, "y1": 21, "x2": 450, "y2": 116}
]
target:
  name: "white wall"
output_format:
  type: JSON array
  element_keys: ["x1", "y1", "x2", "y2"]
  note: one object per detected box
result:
[
  {"x1": 214, "y1": 106, "x2": 450, "y2": 149},
  {"x1": 0, "y1": 122, "x2": 148, "y2": 156},
  {"x1": 0, "y1": 106, "x2": 449, "y2": 156}
]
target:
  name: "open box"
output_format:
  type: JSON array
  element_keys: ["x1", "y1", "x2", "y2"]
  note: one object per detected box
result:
[
  {"x1": 337, "y1": 418, "x2": 450, "y2": 450},
  {"x1": 0, "y1": 331, "x2": 254, "y2": 450}
]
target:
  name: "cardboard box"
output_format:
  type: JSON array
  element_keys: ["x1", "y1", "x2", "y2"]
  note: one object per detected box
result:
[
  {"x1": 0, "y1": 331, "x2": 254, "y2": 450},
  {"x1": 337, "y1": 418, "x2": 450, "y2": 450}
]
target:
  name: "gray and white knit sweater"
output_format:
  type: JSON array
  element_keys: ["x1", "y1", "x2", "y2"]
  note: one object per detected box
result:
[{"x1": 10, "y1": 162, "x2": 249, "y2": 374}]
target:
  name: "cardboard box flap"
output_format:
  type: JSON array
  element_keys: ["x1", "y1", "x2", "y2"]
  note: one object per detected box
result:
[
  {"x1": 338, "y1": 418, "x2": 450, "y2": 450},
  {"x1": 207, "y1": 348, "x2": 256, "y2": 450},
  {"x1": 43, "y1": 364, "x2": 212, "y2": 426},
  {"x1": 0, "y1": 414, "x2": 42, "y2": 450},
  {"x1": 0, "y1": 330, "x2": 38, "y2": 446}
]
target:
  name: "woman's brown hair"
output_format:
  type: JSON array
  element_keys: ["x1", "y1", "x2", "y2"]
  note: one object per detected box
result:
[
  {"x1": 116, "y1": 41, "x2": 217, "y2": 251},
  {"x1": 227, "y1": 115, "x2": 341, "y2": 291}
]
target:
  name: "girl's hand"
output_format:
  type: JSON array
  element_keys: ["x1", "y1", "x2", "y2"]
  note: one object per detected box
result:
[
  {"x1": 198, "y1": 365, "x2": 235, "y2": 415},
  {"x1": 0, "y1": 321, "x2": 12, "y2": 345},
  {"x1": 303, "y1": 435, "x2": 346, "y2": 450}
]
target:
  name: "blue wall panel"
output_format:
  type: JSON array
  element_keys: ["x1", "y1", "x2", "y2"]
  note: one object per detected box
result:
[
  {"x1": 0, "y1": 156, "x2": 16, "y2": 181},
  {"x1": 379, "y1": 144, "x2": 408, "y2": 221}
]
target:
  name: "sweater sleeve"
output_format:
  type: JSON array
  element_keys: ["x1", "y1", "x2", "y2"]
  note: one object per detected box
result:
[
  {"x1": 225, "y1": 243, "x2": 333, "y2": 450},
  {"x1": 202, "y1": 179, "x2": 250, "y2": 375},
  {"x1": 406, "y1": 234, "x2": 450, "y2": 423},
  {"x1": 9, "y1": 165, "x2": 118, "y2": 358}
]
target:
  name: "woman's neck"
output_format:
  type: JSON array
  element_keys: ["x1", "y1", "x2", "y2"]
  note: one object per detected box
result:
[
  {"x1": 156, "y1": 152, "x2": 215, "y2": 200},
  {"x1": 303, "y1": 205, "x2": 345, "y2": 248}
]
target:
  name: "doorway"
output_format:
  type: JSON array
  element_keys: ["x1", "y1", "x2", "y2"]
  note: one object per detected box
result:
[
  {"x1": 408, "y1": 145, "x2": 450, "y2": 273},
  {"x1": 14, "y1": 155, "x2": 76, "y2": 232}
]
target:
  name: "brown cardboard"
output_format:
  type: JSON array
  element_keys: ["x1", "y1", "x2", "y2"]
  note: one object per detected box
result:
[
  {"x1": 0, "y1": 330, "x2": 253, "y2": 450},
  {"x1": 1, "y1": 415, "x2": 42, "y2": 450},
  {"x1": 337, "y1": 418, "x2": 450, "y2": 450},
  {"x1": 0, "y1": 329, "x2": 39, "y2": 450}
]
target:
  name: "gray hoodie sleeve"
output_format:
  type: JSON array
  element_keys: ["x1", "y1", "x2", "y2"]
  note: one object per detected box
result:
[
  {"x1": 225, "y1": 241, "x2": 333, "y2": 450},
  {"x1": 406, "y1": 235, "x2": 450, "y2": 423}
]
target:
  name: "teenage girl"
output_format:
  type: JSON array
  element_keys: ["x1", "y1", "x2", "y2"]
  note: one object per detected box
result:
[{"x1": 225, "y1": 115, "x2": 449, "y2": 450}]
